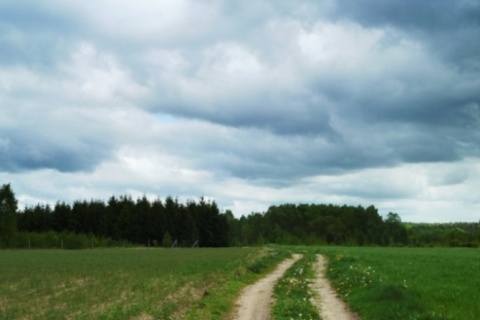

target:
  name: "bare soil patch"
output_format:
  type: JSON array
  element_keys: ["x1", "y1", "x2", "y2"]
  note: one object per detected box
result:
[
  {"x1": 233, "y1": 253, "x2": 302, "y2": 320},
  {"x1": 310, "y1": 254, "x2": 359, "y2": 320}
]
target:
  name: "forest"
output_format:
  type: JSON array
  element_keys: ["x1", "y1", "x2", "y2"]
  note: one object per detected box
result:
[{"x1": 1, "y1": 184, "x2": 479, "y2": 248}]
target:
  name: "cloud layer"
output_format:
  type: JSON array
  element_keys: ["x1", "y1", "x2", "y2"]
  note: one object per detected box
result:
[{"x1": 1, "y1": 0, "x2": 479, "y2": 222}]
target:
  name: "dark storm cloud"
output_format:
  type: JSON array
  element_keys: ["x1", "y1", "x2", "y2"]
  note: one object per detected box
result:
[
  {"x1": 0, "y1": 128, "x2": 112, "y2": 173},
  {"x1": 2, "y1": 0, "x2": 480, "y2": 179},
  {"x1": 331, "y1": 1, "x2": 469, "y2": 30},
  {"x1": 1, "y1": 0, "x2": 479, "y2": 221},
  {"x1": 160, "y1": 122, "x2": 397, "y2": 185},
  {"x1": 331, "y1": 0, "x2": 480, "y2": 69},
  {"x1": 157, "y1": 93, "x2": 340, "y2": 139}
]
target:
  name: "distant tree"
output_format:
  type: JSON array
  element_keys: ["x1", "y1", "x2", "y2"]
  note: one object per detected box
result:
[
  {"x1": 135, "y1": 196, "x2": 154, "y2": 245},
  {"x1": 151, "y1": 198, "x2": 166, "y2": 245},
  {"x1": 106, "y1": 196, "x2": 121, "y2": 239},
  {"x1": 224, "y1": 210, "x2": 241, "y2": 245},
  {"x1": 116, "y1": 195, "x2": 136, "y2": 242},
  {"x1": 162, "y1": 231, "x2": 172, "y2": 247},
  {"x1": 164, "y1": 196, "x2": 179, "y2": 241},
  {"x1": 176, "y1": 201, "x2": 197, "y2": 246},
  {"x1": 71, "y1": 201, "x2": 89, "y2": 234},
  {"x1": 31, "y1": 203, "x2": 53, "y2": 232},
  {"x1": 196, "y1": 197, "x2": 217, "y2": 247},
  {"x1": 0, "y1": 184, "x2": 18, "y2": 247},
  {"x1": 52, "y1": 202, "x2": 72, "y2": 232},
  {"x1": 385, "y1": 212, "x2": 409, "y2": 245},
  {"x1": 244, "y1": 212, "x2": 264, "y2": 245}
]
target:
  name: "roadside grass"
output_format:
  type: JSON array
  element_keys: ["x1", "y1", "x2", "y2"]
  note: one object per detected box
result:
[
  {"x1": 272, "y1": 249, "x2": 321, "y2": 320},
  {"x1": 0, "y1": 247, "x2": 289, "y2": 320},
  {"x1": 320, "y1": 247, "x2": 480, "y2": 320},
  {"x1": 184, "y1": 245, "x2": 291, "y2": 319}
]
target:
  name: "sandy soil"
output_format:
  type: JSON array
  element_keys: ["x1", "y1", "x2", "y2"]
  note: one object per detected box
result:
[
  {"x1": 310, "y1": 254, "x2": 359, "y2": 320},
  {"x1": 232, "y1": 254, "x2": 303, "y2": 320}
]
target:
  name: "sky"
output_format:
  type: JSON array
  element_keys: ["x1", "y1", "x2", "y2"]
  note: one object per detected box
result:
[{"x1": 1, "y1": 0, "x2": 479, "y2": 222}]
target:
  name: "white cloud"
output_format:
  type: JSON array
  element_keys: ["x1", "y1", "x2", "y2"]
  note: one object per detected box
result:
[
  {"x1": 298, "y1": 21, "x2": 384, "y2": 66},
  {"x1": 1, "y1": 0, "x2": 480, "y2": 223},
  {"x1": 60, "y1": 0, "x2": 220, "y2": 43},
  {"x1": 59, "y1": 42, "x2": 148, "y2": 104}
]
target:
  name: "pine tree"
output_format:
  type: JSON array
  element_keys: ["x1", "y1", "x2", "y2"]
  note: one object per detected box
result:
[{"x1": 0, "y1": 184, "x2": 18, "y2": 247}]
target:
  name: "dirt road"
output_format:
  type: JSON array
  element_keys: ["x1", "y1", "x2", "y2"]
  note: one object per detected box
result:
[
  {"x1": 232, "y1": 254, "x2": 302, "y2": 320},
  {"x1": 310, "y1": 254, "x2": 359, "y2": 320},
  {"x1": 233, "y1": 253, "x2": 358, "y2": 320}
]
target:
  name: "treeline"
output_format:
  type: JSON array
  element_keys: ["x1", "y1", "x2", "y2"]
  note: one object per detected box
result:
[
  {"x1": 229, "y1": 204, "x2": 479, "y2": 247},
  {"x1": 16, "y1": 195, "x2": 229, "y2": 247},
  {"x1": 15, "y1": 197, "x2": 410, "y2": 247},
  {"x1": 406, "y1": 222, "x2": 480, "y2": 247},
  {"x1": 2, "y1": 184, "x2": 479, "y2": 248},
  {"x1": 228, "y1": 204, "x2": 409, "y2": 246}
]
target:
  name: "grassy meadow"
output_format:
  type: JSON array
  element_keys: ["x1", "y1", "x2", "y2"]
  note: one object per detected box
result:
[
  {"x1": 1, "y1": 246, "x2": 479, "y2": 319},
  {"x1": 320, "y1": 247, "x2": 480, "y2": 320},
  {"x1": 0, "y1": 247, "x2": 289, "y2": 320}
]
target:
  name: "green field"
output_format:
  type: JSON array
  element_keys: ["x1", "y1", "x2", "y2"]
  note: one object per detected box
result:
[
  {"x1": 0, "y1": 247, "x2": 288, "y2": 319},
  {"x1": 320, "y1": 247, "x2": 480, "y2": 320},
  {"x1": 1, "y1": 247, "x2": 479, "y2": 319}
]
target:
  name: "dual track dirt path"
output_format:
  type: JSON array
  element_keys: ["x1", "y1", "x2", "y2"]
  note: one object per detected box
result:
[
  {"x1": 310, "y1": 254, "x2": 359, "y2": 320},
  {"x1": 233, "y1": 254, "x2": 358, "y2": 320}
]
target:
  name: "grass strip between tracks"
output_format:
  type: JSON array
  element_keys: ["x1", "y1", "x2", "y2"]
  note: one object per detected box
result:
[{"x1": 272, "y1": 251, "x2": 321, "y2": 320}]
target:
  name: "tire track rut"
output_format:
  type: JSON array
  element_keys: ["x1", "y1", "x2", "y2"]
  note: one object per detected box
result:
[
  {"x1": 310, "y1": 254, "x2": 359, "y2": 320},
  {"x1": 232, "y1": 254, "x2": 302, "y2": 320}
]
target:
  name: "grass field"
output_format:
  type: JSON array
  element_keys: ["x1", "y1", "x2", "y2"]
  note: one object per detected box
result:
[
  {"x1": 0, "y1": 247, "x2": 288, "y2": 320},
  {"x1": 1, "y1": 246, "x2": 479, "y2": 320},
  {"x1": 320, "y1": 247, "x2": 480, "y2": 320}
]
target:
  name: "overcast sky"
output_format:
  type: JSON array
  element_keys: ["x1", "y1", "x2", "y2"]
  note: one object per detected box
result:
[{"x1": 1, "y1": 0, "x2": 479, "y2": 222}]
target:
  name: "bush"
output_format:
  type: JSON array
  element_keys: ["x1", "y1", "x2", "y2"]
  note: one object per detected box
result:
[{"x1": 11, "y1": 231, "x2": 111, "y2": 249}]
